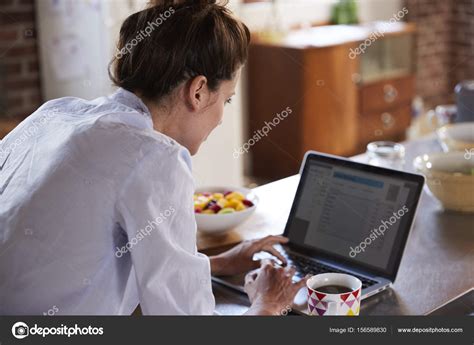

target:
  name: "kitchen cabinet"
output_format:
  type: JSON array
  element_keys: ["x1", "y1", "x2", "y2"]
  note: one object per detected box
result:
[{"x1": 247, "y1": 23, "x2": 416, "y2": 180}]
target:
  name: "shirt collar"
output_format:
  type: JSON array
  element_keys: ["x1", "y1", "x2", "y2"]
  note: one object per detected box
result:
[{"x1": 109, "y1": 88, "x2": 152, "y2": 120}]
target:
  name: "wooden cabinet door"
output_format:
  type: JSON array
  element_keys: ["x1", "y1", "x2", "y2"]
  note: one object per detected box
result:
[{"x1": 302, "y1": 43, "x2": 359, "y2": 156}]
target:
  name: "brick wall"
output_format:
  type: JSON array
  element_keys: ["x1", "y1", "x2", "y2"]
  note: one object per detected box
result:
[
  {"x1": 452, "y1": 0, "x2": 474, "y2": 91},
  {"x1": 1, "y1": 0, "x2": 472, "y2": 128},
  {"x1": 404, "y1": 0, "x2": 474, "y2": 108},
  {"x1": 0, "y1": 0, "x2": 42, "y2": 135}
]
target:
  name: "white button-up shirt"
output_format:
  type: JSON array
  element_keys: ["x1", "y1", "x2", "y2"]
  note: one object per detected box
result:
[{"x1": 0, "y1": 88, "x2": 215, "y2": 315}]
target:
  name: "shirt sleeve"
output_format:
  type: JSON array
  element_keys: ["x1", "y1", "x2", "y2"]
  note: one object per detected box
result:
[{"x1": 116, "y1": 143, "x2": 215, "y2": 315}]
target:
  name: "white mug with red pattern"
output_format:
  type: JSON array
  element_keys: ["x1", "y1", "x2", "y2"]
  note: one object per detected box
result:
[{"x1": 307, "y1": 273, "x2": 362, "y2": 316}]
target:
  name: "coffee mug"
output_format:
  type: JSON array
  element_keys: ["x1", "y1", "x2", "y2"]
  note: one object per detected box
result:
[{"x1": 307, "y1": 273, "x2": 362, "y2": 316}]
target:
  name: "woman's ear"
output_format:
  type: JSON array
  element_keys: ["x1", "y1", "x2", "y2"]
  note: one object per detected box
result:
[{"x1": 186, "y1": 75, "x2": 209, "y2": 111}]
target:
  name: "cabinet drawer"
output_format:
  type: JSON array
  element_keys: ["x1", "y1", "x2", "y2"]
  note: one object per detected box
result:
[
  {"x1": 360, "y1": 76, "x2": 414, "y2": 114},
  {"x1": 359, "y1": 105, "x2": 412, "y2": 144}
]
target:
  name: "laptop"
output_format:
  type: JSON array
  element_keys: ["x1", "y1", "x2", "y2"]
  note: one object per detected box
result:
[{"x1": 213, "y1": 151, "x2": 425, "y2": 315}]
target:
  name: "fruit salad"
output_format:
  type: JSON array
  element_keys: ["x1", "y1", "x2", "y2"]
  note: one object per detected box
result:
[{"x1": 194, "y1": 191, "x2": 254, "y2": 215}]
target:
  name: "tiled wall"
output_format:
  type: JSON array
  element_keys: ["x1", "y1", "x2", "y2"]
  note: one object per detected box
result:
[
  {"x1": 0, "y1": 0, "x2": 42, "y2": 124},
  {"x1": 404, "y1": 0, "x2": 474, "y2": 108}
]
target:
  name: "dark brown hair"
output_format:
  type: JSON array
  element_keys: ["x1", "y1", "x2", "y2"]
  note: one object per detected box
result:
[{"x1": 109, "y1": 0, "x2": 250, "y2": 103}]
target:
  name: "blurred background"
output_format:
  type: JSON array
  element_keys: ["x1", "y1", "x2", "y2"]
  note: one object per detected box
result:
[{"x1": 0, "y1": 0, "x2": 473, "y2": 187}]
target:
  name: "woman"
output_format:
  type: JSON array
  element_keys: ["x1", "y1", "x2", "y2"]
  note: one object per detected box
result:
[{"x1": 0, "y1": 0, "x2": 306, "y2": 315}]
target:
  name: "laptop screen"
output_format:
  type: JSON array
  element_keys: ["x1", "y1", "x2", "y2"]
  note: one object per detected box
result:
[{"x1": 284, "y1": 152, "x2": 424, "y2": 281}]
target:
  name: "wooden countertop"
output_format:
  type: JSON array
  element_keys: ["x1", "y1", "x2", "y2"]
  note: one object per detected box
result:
[
  {"x1": 251, "y1": 22, "x2": 417, "y2": 49},
  {"x1": 209, "y1": 136, "x2": 474, "y2": 315},
  {"x1": 197, "y1": 175, "x2": 299, "y2": 254}
]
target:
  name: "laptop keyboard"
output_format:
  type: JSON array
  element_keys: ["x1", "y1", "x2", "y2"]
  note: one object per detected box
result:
[{"x1": 286, "y1": 252, "x2": 378, "y2": 290}]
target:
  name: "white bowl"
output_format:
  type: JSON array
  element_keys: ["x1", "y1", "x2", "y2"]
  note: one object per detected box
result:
[
  {"x1": 437, "y1": 122, "x2": 474, "y2": 152},
  {"x1": 194, "y1": 186, "x2": 259, "y2": 235},
  {"x1": 414, "y1": 152, "x2": 474, "y2": 212}
]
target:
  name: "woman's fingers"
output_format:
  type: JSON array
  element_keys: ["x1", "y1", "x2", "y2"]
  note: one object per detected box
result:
[
  {"x1": 253, "y1": 235, "x2": 287, "y2": 251},
  {"x1": 260, "y1": 258, "x2": 275, "y2": 268},
  {"x1": 262, "y1": 246, "x2": 287, "y2": 266},
  {"x1": 262, "y1": 235, "x2": 289, "y2": 246},
  {"x1": 292, "y1": 275, "x2": 310, "y2": 293},
  {"x1": 284, "y1": 265, "x2": 296, "y2": 277}
]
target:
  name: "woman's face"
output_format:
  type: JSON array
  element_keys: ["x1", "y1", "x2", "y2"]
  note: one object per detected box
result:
[
  {"x1": 185, "y1": 69, "x2": 241, "y2": 155},
  {"x1": 147, "y1": 68, "x2": 241, "y2": 155}
]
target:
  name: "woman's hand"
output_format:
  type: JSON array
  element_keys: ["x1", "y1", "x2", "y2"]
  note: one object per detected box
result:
[
  {"x1": 244, "y1": 260, "x2": 309, "y2": 315},
  {"x1": 209, "y1": 235, "x2": 289, "y2": 277}
]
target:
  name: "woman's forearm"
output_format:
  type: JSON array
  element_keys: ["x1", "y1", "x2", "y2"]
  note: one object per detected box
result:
[{"x1": 209, "y1": 255, "x2": 226, "y2": 276}]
